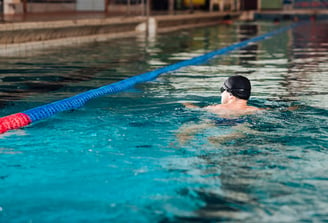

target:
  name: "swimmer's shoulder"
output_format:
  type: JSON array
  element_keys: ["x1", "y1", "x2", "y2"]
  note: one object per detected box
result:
[
  {"x1": 206, "y1": 104, "x2": 267, "y2": 117},
  {"x1": 204, "y1": 104, "x2": 225, "y2": 110}
]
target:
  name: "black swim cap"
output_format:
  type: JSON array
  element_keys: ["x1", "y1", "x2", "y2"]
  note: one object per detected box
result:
[{"x1": 222, "y1": 75, "x2": 251, "y2": 100}]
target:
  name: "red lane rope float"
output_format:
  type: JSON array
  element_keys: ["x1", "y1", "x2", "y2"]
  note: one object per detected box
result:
[{"x1": 0, "y1": 113, "x2": 31, "y2": 134}]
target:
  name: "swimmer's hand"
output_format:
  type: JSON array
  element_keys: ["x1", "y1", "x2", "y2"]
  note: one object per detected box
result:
[
  {"x1": 182, "y1": 102, "x2": 200, "y2": 109},
  {"x1": 287, "y1": 106, "x2": 299, "y2": 111}
]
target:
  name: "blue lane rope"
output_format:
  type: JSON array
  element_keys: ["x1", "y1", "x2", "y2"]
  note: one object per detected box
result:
[{"x1": 1, "y1": 22, "x2": 303, "y2": 132}]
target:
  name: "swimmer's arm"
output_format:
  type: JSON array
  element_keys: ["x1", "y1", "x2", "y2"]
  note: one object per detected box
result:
[
  {"x1": 252, "y1": 107, "x2": 296, "y2": 112},
  {"x1": 182, "y1": 102, "x2": 218, "y2": 110},
  {"x1": 182, "y1": 102, "x2": 201, "y2": 109},
  {"x1": 263, "y1": 106, "x2": 299, "y2": 111},
  {"x1": 287, "y1": 106, "x2": 299, "y2": 111}
]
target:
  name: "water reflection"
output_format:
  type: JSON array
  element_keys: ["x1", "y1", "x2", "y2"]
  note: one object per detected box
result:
[
  {"x1": 0, "y1": 39, "x2": 152, "y2": 108},
  {"x1": 283, "y1": 22, "x2": 328, "y2": 108},
  {"x1": 237, "y1": 23, "x2": 259, "y2": 67},
  {"x1": 0, "y1": 64, "x2": 108, "y2": 108}
]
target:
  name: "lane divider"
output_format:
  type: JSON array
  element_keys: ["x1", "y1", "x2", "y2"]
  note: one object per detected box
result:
[{"x1": 0, "y1": 22, "x2": 302, "y2": 134}]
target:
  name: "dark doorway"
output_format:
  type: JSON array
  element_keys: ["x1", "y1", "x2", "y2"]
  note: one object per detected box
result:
[
  {"x1": 0, "y1": 0, "x2": 3, "y2": 22},
  {"x1": 152, "y1": 0, "x2": 168, "y2": 10},
  {"x1": 240, "y1": 0, "x2": 258, "y2": 10}
]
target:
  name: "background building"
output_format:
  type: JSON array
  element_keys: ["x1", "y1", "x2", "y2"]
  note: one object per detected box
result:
[{"x1": 0, "y1": 0, "x2": 327, "y2": 16}]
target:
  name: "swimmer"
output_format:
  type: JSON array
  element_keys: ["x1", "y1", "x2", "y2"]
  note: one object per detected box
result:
[
  {"x1": 177, "y1": 75, "x2": 299, "y2": 145},
  {"x1": 177, "y1": 75, "x2": 265, "y2": 145},
  {"x1": 183, "y1": 75, "x2": 265, "y2": 118}
]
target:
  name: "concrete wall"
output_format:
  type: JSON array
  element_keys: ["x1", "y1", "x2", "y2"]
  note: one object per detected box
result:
[
  {"x1": 3, "y1": 0, "x2": 106, "y2": 15},
  {"x1": 26, "y1": 3, "x2": 76, "y2": 13},
  {"x1": 0, "y1": 12, "x2": 240, "y2": 56},
  {"x1": 107, "y1": 3, "x2": 144, "y2": 15}
]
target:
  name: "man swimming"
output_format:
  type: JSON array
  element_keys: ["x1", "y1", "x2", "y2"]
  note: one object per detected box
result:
[
  {"x1": 177, "y1": 75, "x2": 264, "y2": 144},
  {"x1": 183, "y1": 75, "x2": 264, "y2": 118}
]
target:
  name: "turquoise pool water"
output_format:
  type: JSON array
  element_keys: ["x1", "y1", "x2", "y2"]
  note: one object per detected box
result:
[{"x1": 1, "y1": 21, "x2": 328, "y2": 222}]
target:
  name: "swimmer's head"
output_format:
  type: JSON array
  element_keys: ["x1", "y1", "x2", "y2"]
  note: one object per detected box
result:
[{"x1": 220, "y1": 75, "x2": 251, "y2": 100}]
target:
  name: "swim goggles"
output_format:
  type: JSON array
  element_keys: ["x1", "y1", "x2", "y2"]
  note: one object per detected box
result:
[
  {"x1": 220, "y1": 85, "x2": 248, "y2": 93},
  {"x1": 220, "y1": 86, "x2": 227, "y2": 93},
  {"x1": 220, "y1": 84, "x2": 231, "y2": 93}
]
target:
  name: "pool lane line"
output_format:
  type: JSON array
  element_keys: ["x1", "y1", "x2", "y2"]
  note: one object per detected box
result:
[{"x1": 0, "y1": 22, "x2": 303, "y2": 134}]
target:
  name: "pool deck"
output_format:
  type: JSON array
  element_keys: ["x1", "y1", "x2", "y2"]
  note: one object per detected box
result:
[
  {"x1": 0, "y1": 9, "x2": 327, "y2": 56},
  {"x1": 0, "y1": 11, "x2": 240, "y2": 56}
]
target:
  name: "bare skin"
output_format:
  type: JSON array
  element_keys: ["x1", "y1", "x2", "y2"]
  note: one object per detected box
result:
[
  {"x1": 183, "y1": 90, "x2": 264, "y2": 118},
  {"x1": 177, "y1": 91, "x2": 264, "y2": 145}
]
